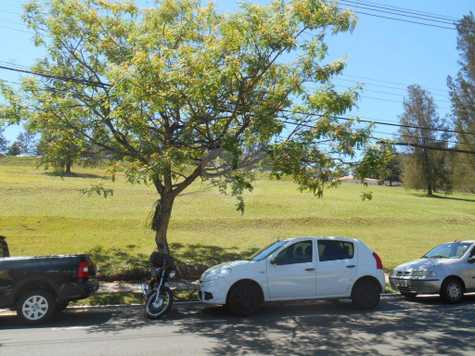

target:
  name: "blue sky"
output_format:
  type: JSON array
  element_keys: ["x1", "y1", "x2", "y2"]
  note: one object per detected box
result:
[{"x1": 0, "y1": 0, "x2": 473, "y2": 143}]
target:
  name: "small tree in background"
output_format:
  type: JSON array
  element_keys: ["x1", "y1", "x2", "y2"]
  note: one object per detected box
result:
[
  {"x1": 1, "y1": 0, "x2": 375, "y2": 252},
  {"x1": 15, "y1": 130, "x2": 36, "y2": 155},
  {"x1": 355, "y1": 144, "x2": 401, "y2": 185},
  {"x1": 36, "y1": 131, "x2": 83, "y2": 175},
  {"x1": 0, "y1": 128, "x2": 7, "y2": 154},
  {"x1": 448, "y1": 12, "x2": 475, "y2": 192},
  {"x1": 7, "y1": 141, "x2": 22, "y2": 156},
  {"x1": 399, "y1": 85, "x2": 452, "y2": 195}
]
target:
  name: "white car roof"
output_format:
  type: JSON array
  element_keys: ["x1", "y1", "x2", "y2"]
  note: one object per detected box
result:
[{"x1": 283, "y1": 236, "x2": 359, "y2": 243}]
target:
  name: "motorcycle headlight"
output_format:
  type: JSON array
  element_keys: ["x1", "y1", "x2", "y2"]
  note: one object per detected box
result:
[{"x1": 169, "y1": 270, "x2": 176, "y2": 279}]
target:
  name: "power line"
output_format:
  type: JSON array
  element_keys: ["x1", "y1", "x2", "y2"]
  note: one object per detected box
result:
[
  {"x1": 281, "y1": 109, "x2": 475, "y2": 137},
  {"x1": 337, "y1": 77, "x2": 449, "y2": 99},
  {"x1": 339, "y1": 0, "x2": 456, "y2": 26},
  {"x1": 340, "y1": 0, "x2": 458, "y2": 22},
  {"x1": 342, "y1": 74, "x2": 449, "y2": 95},
  {"x1": 333, "y1": 84, "x2": 452, "y2": 107},
  {"x1": 373, "y1": 130, "x2": 463, "y2": 146},
  {"x1": 0, "y1": 25, "x2": 31, "y2": 34},
  {"x1": 0, "y1": 63, "x2": 110, "y2": 88},
  {"x1": 0, "y1": 65, "x2": 466, "y2": 137},
  {"x1": 387, "y1": 141, "x2": 475, "y2": 155},
  {"x1": 345, "y1": 9, "x2": 456, "y2": 31},
  {"x1": 280, "y1": 117, "x2": 475, "y2": 155}
]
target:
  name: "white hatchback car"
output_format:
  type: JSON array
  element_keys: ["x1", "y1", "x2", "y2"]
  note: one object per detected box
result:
[{"x1": 199, "y1": 237, "x2": 385, "y2": 315}]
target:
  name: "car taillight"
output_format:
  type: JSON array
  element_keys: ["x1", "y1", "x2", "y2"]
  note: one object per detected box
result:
[
  {"x1": 78, "y1": 260, "x2": 89, "y2": 280},
  {"x1": 373, "y1": 252, "x2": 383, "y2": 270}
]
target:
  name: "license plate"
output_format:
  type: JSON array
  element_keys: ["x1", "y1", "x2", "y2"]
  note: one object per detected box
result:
[{"x1": 399, "y1": 280, "x2": 408, "y2": 287}]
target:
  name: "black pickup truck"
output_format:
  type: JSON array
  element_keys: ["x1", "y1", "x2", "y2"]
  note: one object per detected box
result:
[{"x1": 0, "y1": 250, "x2": 99, "y2": 324}]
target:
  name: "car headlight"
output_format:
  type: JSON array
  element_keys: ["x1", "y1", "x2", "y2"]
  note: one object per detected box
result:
[
  {"x1": 411, "y1": 269, "x2": 437, "y2": 279},
  {"x1": 202, "y1": 267, "x2": 231, "y2": 282}
]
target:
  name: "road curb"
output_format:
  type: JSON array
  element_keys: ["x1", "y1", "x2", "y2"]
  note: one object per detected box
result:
[
  {"x1": 1, "y1": 294, "x2": 402, "y2": 314},
  {"x1": 68, "y1": 300, "x2": 202, "y2": 309},
  {"x1": 68, "y1": 294, "x2": 402, "y2": 309}
]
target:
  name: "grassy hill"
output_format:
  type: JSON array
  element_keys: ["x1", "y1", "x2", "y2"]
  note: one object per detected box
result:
[{"x1": 1, "y1": 156, "x2": 475, "y2": 278}]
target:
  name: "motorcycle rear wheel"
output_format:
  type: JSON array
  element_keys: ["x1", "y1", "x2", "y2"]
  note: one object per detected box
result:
[{"x1": 144, "y1": 287, "x2": 173, "y2": 319}]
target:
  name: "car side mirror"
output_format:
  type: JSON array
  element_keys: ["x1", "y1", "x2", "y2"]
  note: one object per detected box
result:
[
  {"x1": 468, "y1": 257, "x2": 475, "y2": 264},
  {"x1": 270, "y1": 258, "x2": 277, "y2": 265}
]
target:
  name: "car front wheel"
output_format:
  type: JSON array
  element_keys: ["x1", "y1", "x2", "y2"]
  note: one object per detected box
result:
[
  {"x1": 226, "y1": 280, "x2": 263, "y2": 317},
  {"x1": 351, "y1": 278, "x2": 381, "y2": 310},
  {"x1": 16, "y1": 289, "x2": 56, "y2": 324},
  {"x1": 440, "y1": 278, "x2": 464, "y2": 304}
]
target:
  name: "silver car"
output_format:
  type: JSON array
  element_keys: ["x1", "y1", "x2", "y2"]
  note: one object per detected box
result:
[{"x1": 390, "y1": 241, "x2": 475, "y2": 303}]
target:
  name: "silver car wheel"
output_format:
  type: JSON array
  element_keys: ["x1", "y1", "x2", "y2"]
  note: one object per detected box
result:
[
  {"x1": 22, "y1": 295, "x2": 49, "y2": 321},
  {"x1": 447, "y1": 282, "x2": 462, "y2": 301}
]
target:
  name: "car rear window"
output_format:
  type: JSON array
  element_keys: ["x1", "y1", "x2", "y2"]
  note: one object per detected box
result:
[{"x1": 318, "y1": 240, "x2": 354, "y2": 262}]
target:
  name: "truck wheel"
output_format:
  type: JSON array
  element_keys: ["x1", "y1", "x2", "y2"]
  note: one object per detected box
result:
[
  {"x1": 351, "y1": 278, "x2": 381, "y2": 310},
  {"x1": 16, "y1": 289, "x2": 56, "y2": 324},
  {"x1": 440, "y1": 278, "x2": 464, "y2": 304},
  {"x1": 56, "y1": 301, "x2": 69, "y2": 313},
  {"x1": 226, "y1": 281, "x2": 263, "y2": 317}
]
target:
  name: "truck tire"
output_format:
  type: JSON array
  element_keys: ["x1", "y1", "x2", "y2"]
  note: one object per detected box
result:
[
  {"x1": 56, "y1": 301, "x2": 69, "y2": 313},
  {"x1": 226, "y1": 280, "x2": 263, "y2": 317},
  {"x1": 16, "y1": 289, "x2": 56, "y2": 324}
]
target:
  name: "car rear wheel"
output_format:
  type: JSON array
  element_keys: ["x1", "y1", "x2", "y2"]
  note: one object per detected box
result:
[
  {"x1": 440, "y1": 278, "x2": 464, "y2": 304},
  {"x1": 226, "y1": 281, "x2": 263, "y2": 317},
  {"x1": 16, "y1": 289, "x2": 56, "y2": 324},
  {"x1": 351, "y1": 278, "x2": 381, "y2": 310}
]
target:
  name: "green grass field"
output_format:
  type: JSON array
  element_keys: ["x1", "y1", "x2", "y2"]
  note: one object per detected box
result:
[{"x1": 1, "y1": 157, "x2": 475, "y2": 278}]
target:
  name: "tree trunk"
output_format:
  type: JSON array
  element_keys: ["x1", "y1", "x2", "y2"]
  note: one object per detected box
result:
[
  {"x1": 153, "y1": 194, "x2": 175, "y2": 254},
  {"x1": 427, "y1": 183, "x2": 433, "y2": 196},
  {"x1": 64, "y1": 160, "x2": 72, "y2": 176}
]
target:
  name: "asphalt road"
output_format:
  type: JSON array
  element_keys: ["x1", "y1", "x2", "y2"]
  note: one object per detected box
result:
[{"x1": 1, "y1": 295, "x2": 474, "y2": 356}]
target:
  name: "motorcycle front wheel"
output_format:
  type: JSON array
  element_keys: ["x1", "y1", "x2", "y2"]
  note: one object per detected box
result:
[{"x1": 144, "y1": 287, "x2": 173, "y2": 319}]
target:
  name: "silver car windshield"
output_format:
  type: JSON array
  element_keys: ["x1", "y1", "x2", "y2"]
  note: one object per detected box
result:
[
  {"x1": 423, "y1": 242, "x2": 472, "y2": 259},
  {"x1": 250, "y1": 241, "x2": 286, "y2": 262}
]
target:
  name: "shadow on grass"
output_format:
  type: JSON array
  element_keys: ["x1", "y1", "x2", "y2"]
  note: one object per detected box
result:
[
  {"x1": 88, "y1": 243, "x2": 259, "y2": 281},
  {"x1": 43, "y1": 171, "x2": 111, "y2": 179},
  {"x1": 411, "y1": 192, "x2": 475, "y2": 203},
  {"x1": 429, "y1": 194, "x2": 475, "y2": 203}
]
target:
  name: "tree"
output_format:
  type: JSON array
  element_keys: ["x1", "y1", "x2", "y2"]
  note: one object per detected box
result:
[
  {"x1": 15, "y1": 130, "x2": 36, "y2": 155},
  {"x1": 399, "y1": 85, "x2": 451, "y2": 195},
  {"x1": 448, "y1": 12, "x2": 475, "y2": 192},
  {"x1": 36, "y1": 130, "x2": 83, "y2": 175},
  {"x1": 355, "y1": 144, "x2": 401, "y2": 185},
  {"x1": 0, "y1": 127, "x2": 7, "y2": 154},
  {"x1": 7, "y1": 141, "x2": 22, "y2": 156},
  {"x1": 0, "y1": 0, "x2": 372, "y2": 252}
]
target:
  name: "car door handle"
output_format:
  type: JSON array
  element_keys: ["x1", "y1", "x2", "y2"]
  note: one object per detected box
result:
[
  {"x1": 346, "y1": 265, "x2": 356, "y2": 268},
  {"x1": 305, "y1": 268, "x2": 315, "y2": 271}
]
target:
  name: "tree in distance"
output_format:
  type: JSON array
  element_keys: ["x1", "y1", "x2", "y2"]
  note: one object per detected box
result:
[
  {"x1": 448, "y1": 12, "x2": 475, "y2": 192},
  {"x1": 399, "y1": 85, "x2": 452, "y2": 196}
]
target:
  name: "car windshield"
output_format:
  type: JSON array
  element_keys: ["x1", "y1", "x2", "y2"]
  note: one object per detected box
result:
[
  {"x1": 250, "y1": 241, "x2": 286, "y2": 262},
  {"x1": 423, "y1": 242, "x2": 472, "y2": 259}
]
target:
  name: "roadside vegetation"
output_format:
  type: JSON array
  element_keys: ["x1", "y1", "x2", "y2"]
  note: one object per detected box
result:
[{"x1": 1, "y1": 157, "x2": 475, "y2": 279}]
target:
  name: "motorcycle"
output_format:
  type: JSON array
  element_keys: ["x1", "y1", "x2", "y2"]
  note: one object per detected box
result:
[{"x1": 143, "y1": 251, "x2": 176, "y2": 319}]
